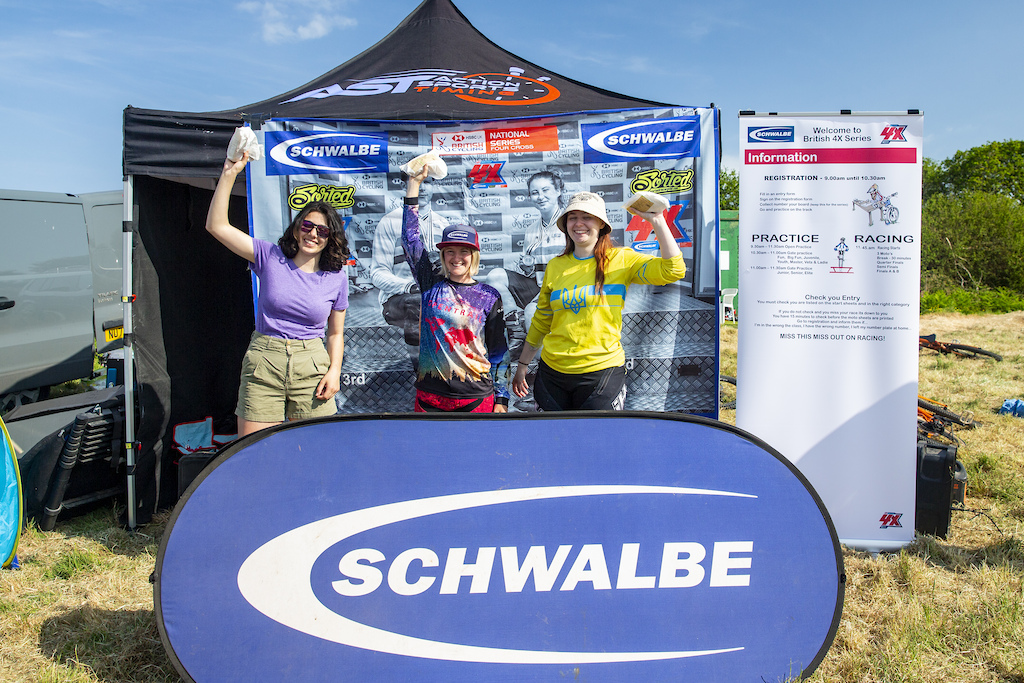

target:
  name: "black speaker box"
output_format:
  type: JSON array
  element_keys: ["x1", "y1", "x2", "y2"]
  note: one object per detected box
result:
[{"x1": 916, "y1": 439, "x2": 958, "y2": 538}]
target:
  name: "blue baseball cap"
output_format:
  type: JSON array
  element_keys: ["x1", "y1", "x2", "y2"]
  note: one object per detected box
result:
[{"x1": 436, "y1": 225, "x2": 480, "y2": 251}]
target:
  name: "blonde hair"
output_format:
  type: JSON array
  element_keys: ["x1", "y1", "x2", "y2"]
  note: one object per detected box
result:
[{"x1": 439, "y1": 247, "x2": 481, "y2": 279}]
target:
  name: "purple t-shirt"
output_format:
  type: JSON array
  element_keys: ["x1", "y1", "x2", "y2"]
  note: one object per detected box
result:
[{"x1": 252, "y1": 239, "x2": 349, "y2": 340}]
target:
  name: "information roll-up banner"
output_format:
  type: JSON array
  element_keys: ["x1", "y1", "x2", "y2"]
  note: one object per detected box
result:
[
  {"x1": 246, "y1": 109, "x2": 721, "y2": 416},
  {"x1": 737, "y1": 112, "x2": 923, "y2": 551}
]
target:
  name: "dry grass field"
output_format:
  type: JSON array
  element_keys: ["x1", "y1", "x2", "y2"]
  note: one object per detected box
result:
[{"x1": 2, "y1": 311, "x2": 1022, "y2": 682}]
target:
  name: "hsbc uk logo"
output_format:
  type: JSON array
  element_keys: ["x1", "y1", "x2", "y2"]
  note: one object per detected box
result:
[
  {"x1": 879, "y1": 512, "x2": 903, "y2": 529},
  {"x1": 880, "y1": 125, "x2": 908, "y2": 144}
]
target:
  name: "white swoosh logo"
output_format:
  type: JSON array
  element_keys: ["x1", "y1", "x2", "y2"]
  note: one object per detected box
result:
[
  {"x1": 269, "y1": 132, "x2": 381, "y2": 172},
  {"x1": 237, "y1": 485, "x2": 752, "y2": 664},
  {"x1": 588, "y1": 121, "x2": 693, "y2": 159}
]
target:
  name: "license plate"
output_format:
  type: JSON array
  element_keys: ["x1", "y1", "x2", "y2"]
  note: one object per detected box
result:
[{"x1": 104, "y1": 326, "x2": 124, "y2": 343}]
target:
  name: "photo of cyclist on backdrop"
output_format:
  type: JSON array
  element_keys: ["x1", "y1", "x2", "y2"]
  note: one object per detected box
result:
[
  {"x1": 512, "y1": 191, "x2": 685, "y2": 411},
  {"x1": 370, "y1": 172, "x2": 449, "y2": 361},
  {"x1": 402, "y1": 162, "x2": 512, "y2": 413},
  {"x1": 485, "y1": 170, "x2": 568, "y2": 358}
]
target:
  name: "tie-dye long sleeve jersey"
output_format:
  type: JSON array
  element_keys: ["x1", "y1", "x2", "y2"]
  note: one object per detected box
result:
[{"x1": 402, "y1": 201, "x2": 511, "y2": 406}]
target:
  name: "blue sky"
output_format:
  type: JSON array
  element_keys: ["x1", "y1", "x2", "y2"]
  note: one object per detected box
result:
[{"x1": 1, "y1": 0, "x2": 1019, "y2": 194}]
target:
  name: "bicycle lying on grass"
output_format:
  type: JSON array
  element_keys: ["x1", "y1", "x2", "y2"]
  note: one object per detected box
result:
[
  {"x1": 919, "y1": 334, "x2": 1002, "y2": 361},
  {"x1": 918, "y1": 395, "x2": 978, "y2": 446}
]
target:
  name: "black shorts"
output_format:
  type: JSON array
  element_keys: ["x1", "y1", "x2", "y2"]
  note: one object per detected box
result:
[{"x1": 533, "y1": 360, "x2": 627, "y2": 411}]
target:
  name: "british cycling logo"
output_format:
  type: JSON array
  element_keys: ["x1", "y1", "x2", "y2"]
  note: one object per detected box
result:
[
  {"x1": 880, "y1": 124, "x2": 908, "y2": 144},
  {"x1": 747, "y1": 127, "x2": 795, "y2": 143},
  {"x1": 879, "y1": 512, "x2": 903, "y2": 529},
  {"x1": 282, "y1": 68, "x2": 560, "y2": 106}
]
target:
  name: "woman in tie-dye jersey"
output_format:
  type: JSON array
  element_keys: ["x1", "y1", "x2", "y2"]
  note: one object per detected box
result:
[{"x1": 402, "y1": 166, "x2": 511, "y2": 413}]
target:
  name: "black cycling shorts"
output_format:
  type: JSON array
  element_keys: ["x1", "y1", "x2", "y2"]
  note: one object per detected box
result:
[{"x1": 533, "y1": 360, "x2": 627, "y2": 411}]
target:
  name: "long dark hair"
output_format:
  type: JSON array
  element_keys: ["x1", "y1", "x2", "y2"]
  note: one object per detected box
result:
[
  {"x1": 279, "y1": 201, "x2": 350, "y2": 272},
  {"x1": 560, "y1": 224, "x2": 615, "y2": 295},
  {"x1": 527, "y1": 170, "x2": 567, "y2": 212}
]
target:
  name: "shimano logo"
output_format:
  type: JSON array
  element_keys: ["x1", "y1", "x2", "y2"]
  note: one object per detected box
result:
[{"x1": 747, "y1": 127, "x2": 795, "y2": 143}]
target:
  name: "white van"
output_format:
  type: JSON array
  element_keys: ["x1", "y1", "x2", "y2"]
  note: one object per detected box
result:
[{"x1": 0, "y1": 189, "x2": 122, "y2": 410}]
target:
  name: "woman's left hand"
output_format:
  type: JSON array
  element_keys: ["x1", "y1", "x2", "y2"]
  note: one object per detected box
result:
[
  {"x1": 315, "y1": 370, "x2": 342, "y2": 400},
  {"x1": 492, "y1": 403, "x2": 508, "y2": 413}
]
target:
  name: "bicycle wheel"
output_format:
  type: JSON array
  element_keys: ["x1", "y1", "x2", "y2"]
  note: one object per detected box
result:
[
  {"x1": 944, "y1": 343, "x2": 1002, "y2": 362},
  {"x1": 719, "y1": 375, "x2": 737, "y2": 410},
  {"x1": 918, "y1": 397, "x2": 978, "y2": 428}
]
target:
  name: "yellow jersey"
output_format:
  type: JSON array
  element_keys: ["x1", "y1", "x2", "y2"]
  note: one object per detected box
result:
[{"x1": 526, "y1": 249, "x2": 686, "y2": 374}]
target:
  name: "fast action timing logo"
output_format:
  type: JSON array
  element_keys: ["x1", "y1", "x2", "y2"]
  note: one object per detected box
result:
[
  {"x1": 582, "y1": 117, "x2": 701, "y2": 164},
  {"x1": 236, "y1": 485, "x2": 755, "y2": 664},
  {"x1": 265, "y1": 130, "x2": 389, "y2": 176},
  {"x1": 747, "y1": 126, "x2": 795, "y2": 143},
  {"x1": 281, "y1": 68, "x2": 560, "y2": 107}
]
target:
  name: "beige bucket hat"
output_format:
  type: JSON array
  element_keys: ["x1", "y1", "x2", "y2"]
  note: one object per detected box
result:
[{"x1": 556, "y1": 191, "x2": 611, "y2": 233}]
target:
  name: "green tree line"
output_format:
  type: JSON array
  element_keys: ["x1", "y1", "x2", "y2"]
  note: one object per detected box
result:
[{"x1": 921, "y1": 140, "x2": 1024, "y2": 311}]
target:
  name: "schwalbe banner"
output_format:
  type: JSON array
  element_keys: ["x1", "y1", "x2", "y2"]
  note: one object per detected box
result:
[{"x1": 155, "y1": 413, "x2": 844, "y2": 682}]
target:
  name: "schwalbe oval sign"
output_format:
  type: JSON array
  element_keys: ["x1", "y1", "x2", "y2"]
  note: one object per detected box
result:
[{"x1": 155, "y1": 412, "x2": 844, "y2": 682}]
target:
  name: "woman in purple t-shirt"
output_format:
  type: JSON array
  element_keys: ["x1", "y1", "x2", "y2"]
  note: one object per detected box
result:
[{"x1": 207, "y1": 152, "x2": 350, "y2": 437}]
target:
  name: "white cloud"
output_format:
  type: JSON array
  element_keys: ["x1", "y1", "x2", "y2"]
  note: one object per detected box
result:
[{"x1": 237, "y1": 0, "x2": 356, "y2": 44}]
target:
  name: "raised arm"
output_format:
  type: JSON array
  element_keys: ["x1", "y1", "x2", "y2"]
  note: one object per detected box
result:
[
  {"x1": 400, "y1": 166, "x2": 437, "y2": 289},
  {"x1": 634, "y1": 209, "x2": 681, "y2": 259},
  {"x1": 206, "y1": 153, "x2": 256, "y2": 263}
]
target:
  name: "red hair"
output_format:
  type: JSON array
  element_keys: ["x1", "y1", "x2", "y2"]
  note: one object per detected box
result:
[{"x1": 560, "y1": 227, "x2": 615, "y2": 295}]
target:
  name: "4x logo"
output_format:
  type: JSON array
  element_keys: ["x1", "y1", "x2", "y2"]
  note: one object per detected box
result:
[
  {"x1": 880, "y1": 125, "x2": 908, "y2": 144},
  {"x1": 626, "y1": 200, "x2": 691, "y2": 244},
  {"x1": 468, "y1": 163, "x2": 506, "y2": 189},
  {"x1": 879, "y1": 512, "x2": 903, "y2": 528}
]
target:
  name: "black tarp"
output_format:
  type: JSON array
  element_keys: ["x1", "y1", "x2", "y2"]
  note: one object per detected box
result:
[{"x1": 122, "y1": 0, "x2": 684, "y2": 521}]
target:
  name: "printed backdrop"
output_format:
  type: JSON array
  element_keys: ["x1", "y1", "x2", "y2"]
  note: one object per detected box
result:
[{"x1": 247, "y1": 108, "x2": 719, "y2": 414}]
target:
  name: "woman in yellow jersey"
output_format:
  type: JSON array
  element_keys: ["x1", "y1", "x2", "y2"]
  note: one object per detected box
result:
[{"x1": 511, "y1": 191, "x2": 685, "y2": 410}]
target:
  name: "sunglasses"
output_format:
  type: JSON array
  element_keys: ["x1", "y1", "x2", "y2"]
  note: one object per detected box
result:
[{"x1": 299, "y1": 220, "x2": 330, "y2": 239}]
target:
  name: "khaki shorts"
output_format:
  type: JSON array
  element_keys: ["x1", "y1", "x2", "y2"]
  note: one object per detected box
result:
[{"x1": 236, "y1": 332, "x2": 337, "y2": 423}]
